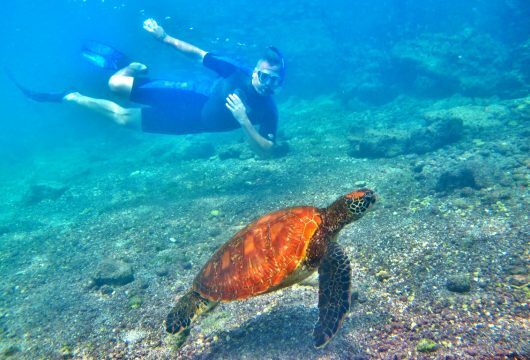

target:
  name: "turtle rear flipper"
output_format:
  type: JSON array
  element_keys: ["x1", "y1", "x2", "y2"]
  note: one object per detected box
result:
[
  {"x1": 313, "y1": 242, "x2": 352, "y2": 348},
  {"x1": 166, "y1": 290, "x2": 217, "y2": 335}
]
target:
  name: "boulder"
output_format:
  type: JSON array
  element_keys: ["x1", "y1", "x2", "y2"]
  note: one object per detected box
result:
[
  {"x1": 23, "y1": 183, "x2": 68, "y2": 205},
  {"x1": 406, "y1": 117, "x2": 463, "y2": 154},
  {"x1": 93, "y1": 259, "x2": 134, "y2": 287},
  {"x1": 445, "y1": 274, "x2": 471, "y2": 293},
  {"x1": 347, "y1": 117, "x2": 463, "y2": 158}
]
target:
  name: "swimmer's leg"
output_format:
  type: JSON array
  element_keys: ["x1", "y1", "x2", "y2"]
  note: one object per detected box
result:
[
  {"x1": 108, "y1": 62, "x2": 148, "y2": 97},
  {"x1": 63, "y1": 92, "x2": 141, "y2": 129}
]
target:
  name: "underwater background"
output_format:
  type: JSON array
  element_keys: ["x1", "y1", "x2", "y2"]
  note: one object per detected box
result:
[{"x1": 0, "y1": 0, "x2": 529, "y2": 358}]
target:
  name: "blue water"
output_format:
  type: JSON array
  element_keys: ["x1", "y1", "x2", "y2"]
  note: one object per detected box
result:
[
  {"x1": 1, "y1": 0, "x2": 529, "y2": 358},
  {"x1": 2, "y1": 0, "x2": 528, "y2": 161}
]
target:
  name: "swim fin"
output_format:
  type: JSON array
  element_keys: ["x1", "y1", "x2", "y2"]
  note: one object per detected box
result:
[
  {"x1": 81, "y1": 41, "x2": 129, "y2": 70},
  {"x1": 6, "y1": 68, "x2": 69, "y2": 103}
]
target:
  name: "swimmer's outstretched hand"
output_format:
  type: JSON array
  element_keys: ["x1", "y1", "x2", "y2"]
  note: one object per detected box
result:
[{"x1": 143, "y1": 18, "x2": 166, "y2": 40}]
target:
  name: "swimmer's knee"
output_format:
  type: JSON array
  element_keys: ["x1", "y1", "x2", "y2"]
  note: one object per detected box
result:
[
  {"x1": 108, "y1": 75, "x2": 134, "y2": 95},
  {"x1": 113, "y1": 110, "x2": 130, "y2": 126},
  {"x1": 114, "y1": 108, "x2": 140, "y2": 129}
]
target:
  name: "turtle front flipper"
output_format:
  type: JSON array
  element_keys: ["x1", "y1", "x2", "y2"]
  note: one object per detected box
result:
[
  {"x1": 313, "y1": 242, "x2": 352, "y2": 348},
  {"x1": 166, "y1": 290, "x2": 217, "y2": 339}
]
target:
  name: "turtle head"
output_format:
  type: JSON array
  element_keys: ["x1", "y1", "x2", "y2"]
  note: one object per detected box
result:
[
  {"x1": 341, "y1": 188, "x2": 376, "y2": 222},
  {"x1": 324, "y1": 188, "x2": 375, "y2": 234}
]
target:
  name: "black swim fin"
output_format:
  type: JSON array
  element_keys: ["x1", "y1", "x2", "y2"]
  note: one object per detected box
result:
[
  {"x1": 81, "y1": 41, "x2": 129, "y2": 70},
  {"x1": 6, "y1": 68, "x2": 69, "y2": 103}
]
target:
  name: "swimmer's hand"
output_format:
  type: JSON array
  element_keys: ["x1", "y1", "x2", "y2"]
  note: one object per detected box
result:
[
  {"x1": 143, "y1": 18, "x2": 166, "y2": 40},
  {"x1": 226, "y1": 93, "x2": 249, "y2": 125}
]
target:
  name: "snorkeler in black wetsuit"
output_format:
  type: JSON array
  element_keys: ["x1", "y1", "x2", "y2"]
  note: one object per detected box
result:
[{"x1": 13, "y1": 18, "x2": 285, "y2": 156}]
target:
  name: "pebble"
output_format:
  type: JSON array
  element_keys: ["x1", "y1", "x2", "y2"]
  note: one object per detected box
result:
[
  {"x1": 100, "y1": 285, "x2": 114, "y2": 295},
  {"x1": 376, "y1": 270, "x2": 392, "y2": 282},
  {"x1": 446, "y1": 274, "x2": 471, "y2": 293}
]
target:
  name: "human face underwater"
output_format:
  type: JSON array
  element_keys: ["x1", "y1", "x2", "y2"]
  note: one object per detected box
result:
[{"x1": 252, "y1": 60, "x2": 282, "y2": 95}]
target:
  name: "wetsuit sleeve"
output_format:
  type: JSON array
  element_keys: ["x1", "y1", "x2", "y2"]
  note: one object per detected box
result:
[
  {"x1": 258, "y1": 103, "x2": 278, "y2": 144},
  {"x1": 203, "y1": 52, "x2": 239, "y2": 78}
]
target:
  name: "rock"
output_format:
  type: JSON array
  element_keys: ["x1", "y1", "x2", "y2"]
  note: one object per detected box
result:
[
  {"x1": 10, "y1": 219, "x2": 45, "y2": 233},
  {"x1": 432, "y1": 159, "x2": 498, "y2": 194},
  {"x1": 219, "y1": 147, "x2": 242, "y2": 160},
  {"x1": 136, "y1": 279, "x2": 150, "y2": 289},
  {"x1": 156, "y1": 248, "x2": 191, "y2": 271},
  {"x1": 507, "y1": 274, "x2": 528, "y2": 287},
  {"x1": 406, "y1": 117, "x2": 463, "y2": 154},
  {"x1": 416, "y1": 338, "x2": 439, "y2": 353},
  {"x1": 155, "y1": 267, "x2": 170, "y2": 277},
  {"x1": 128, "y1": 294, "x2": 143, "y2": 309},
  {"x1": 506, "y1": 264, "x2": 528, "y2": 276},
  {"x1": 354, "y1": 180, "x2": 367, "y2": 187},
  {"x1": 477, "y1": 279, "x2": 489, "y2": 288},
  {"x1": 177, "y1": 142, "x2": 216, "y2": 161},
  {"x1": 375, "y1": 270, "x2": 392, "y2": 282},
  {"x1": 348, "y1": 134, "x2": 406, "y2": 158},
  {"x1": 435, "y1": 168, "x2": 478, "y2": 192},
  {"x1": 122, "y1": 329, "x2": 147, "y2": 344},
  {"x1": 93, "y1": 259, "x2": 134, "y2": 287},
  {"x1": 412, "y1": 162, "x2": 425, "y2": 173},
  {"x1": 1, "y1": 344, "x2": 21, "y2": 357},
  {"x1": 350, "y1": 288, "x2": 360, "y2": 302},
  {"x1": 390, "y1": 31, "x2": 519, "y2": 98},
  {"x1": 59, "y1": 345, "x2": 74, "y2": 358},
  {"x1": 446, "y1": 274, "x2": 471, "y2": 293},
  {"x1": 100, "y1": 285, "x2": 114, "y2": 295},
  {"x1": 357, "y1": 291, "x2": 368, "y2": 304},
  {"x1": 22, "y1": 183, "x2": 68, "y2": 205},
  {"x1": 347, "y1": 117, "x2": 463, "y2": 159}
]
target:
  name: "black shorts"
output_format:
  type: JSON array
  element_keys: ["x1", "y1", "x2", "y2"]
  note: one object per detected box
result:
[{"x1": 130, "y1": 78, "x2": 209, "y2": 135}]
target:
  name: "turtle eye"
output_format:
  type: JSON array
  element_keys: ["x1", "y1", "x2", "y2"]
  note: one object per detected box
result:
[{"x1": 363, "y1": 190, "x2": 376, "y2": 207}]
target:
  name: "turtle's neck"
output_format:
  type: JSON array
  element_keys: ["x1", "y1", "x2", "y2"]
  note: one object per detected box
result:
[
  {"x1": 304, "y1": 201, "x2": 352, "y2": 268},
  {"x1": 322, "y1": 198, "x2": 353, "y2": 236}
]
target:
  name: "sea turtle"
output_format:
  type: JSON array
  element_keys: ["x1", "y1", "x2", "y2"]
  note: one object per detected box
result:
[{"x1": 166, "y1": 188, "x2": 376, "y2": 348}]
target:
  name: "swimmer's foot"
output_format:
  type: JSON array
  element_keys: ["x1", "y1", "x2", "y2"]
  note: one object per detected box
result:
[
  {"x1": 114, "y1": 62, "x2": 148, "y2": 77},
  {"x1": 63, "y1": 92, "x2": 82, "y2": 102},
  {"x1": 129, "y1": 62, "x2": 148, "y2": 74}
]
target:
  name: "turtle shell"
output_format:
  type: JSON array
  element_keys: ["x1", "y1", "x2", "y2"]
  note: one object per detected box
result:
[{"x1": 193, "y1": 206, "x2": 322, "y2": 301}]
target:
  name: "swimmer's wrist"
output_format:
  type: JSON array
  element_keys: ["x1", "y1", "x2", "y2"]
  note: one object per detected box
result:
[{"x1": 157, "y1": 31, "x2": 167, "y2": 41}]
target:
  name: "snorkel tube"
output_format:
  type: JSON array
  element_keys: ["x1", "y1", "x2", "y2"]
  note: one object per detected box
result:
[{"x1": 268, "y1": 46, "x2": 285, "y2": 86}]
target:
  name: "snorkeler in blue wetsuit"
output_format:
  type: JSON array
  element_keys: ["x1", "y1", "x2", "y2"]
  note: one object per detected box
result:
[{"x1": 13, "y1": 18, "x2": 285, "y2": 156}]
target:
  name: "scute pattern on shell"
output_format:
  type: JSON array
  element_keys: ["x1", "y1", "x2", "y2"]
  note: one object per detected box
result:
[{"x1": 194, "y1": 206, "x2": 322, "y2": 301}]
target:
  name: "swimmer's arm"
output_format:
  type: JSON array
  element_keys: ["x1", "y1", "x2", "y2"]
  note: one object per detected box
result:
[
  {"x1": 143, "y1": 18, "x2": 206, "y2": 62},
  {"x1": 161, "y1": 35, "x2": 207, "y2": 62},
  {"x1": 239, "y1": 117, "x2": 275, "y2": 156},
  {"x1": 226, "y1": 94, "x2": 274, "y2": 156}
]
